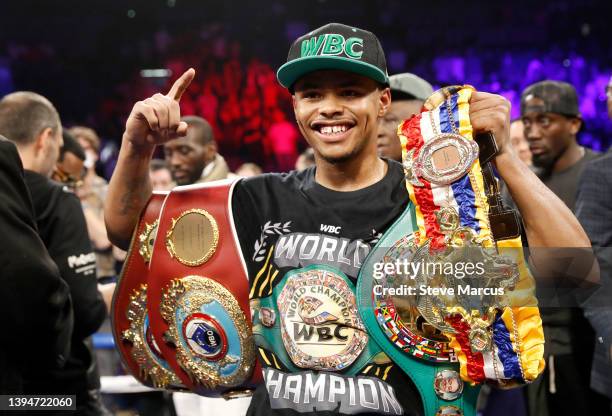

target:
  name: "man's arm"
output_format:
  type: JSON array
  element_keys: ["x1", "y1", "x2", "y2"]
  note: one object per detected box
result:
[
  {"x1": 469, "y1": 92, "x2": 590, "y2": 248},
  {"x1": 105, "y1": 140, "x2": 155, "y2": 249},
  {"x1": 105, "y1": 68, "x2": 195, "y2": 248}
]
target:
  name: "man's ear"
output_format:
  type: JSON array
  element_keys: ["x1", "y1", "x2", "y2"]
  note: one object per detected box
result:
[
  {"x1": 292, "y1": 94, "x2": 307, "y2": 136},
  {"x1": 569, "y1": 117, "x2": 582, "y2": 135},
  {"x1": 34, "y1": 127, "x2": 54, "y2": 155},
  {"x1": 378, "y1": 87, "x2": 391, "y2": 117},
  {"x1": 203, "y1": 141, "x2": 218, "y2": 162}
]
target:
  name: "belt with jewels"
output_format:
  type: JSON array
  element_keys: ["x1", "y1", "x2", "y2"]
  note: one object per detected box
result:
[
  {"x1": 251, "y1": 264, "x2": 384, "y2": 375},
  {"x1": 112, "y1": 180, "x2": 261, "y2": 398},
  {"x1": 357, "y1": 86, "x2": 545, "y2": 416},
  {"x1": 112, "y1": 191, "x2": 185, "y2": 390}
]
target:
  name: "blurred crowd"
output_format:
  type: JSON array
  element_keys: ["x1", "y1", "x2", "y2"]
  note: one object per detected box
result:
[{"x1": 3, "y1": 1, "x2": 611, "y2": 175}]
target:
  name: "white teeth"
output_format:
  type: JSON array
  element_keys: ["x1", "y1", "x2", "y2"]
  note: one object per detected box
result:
[{"x1": 319, "y1": 125, "x2": 348, "y2": 135}]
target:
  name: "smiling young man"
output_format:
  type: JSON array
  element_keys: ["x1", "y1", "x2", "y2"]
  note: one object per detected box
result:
[{"x1": 106, "y1": 23, "x2": 591, "y2": 416}]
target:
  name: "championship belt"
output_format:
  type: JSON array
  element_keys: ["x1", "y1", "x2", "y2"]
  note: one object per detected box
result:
[
  {"x1": 251, "y1": 264, "x2": 384, "y2": 375},
  {"x1": 358, "y1": 86, "x2": 545, "y2": 416},
  {"x1": 112, "y1": 191, "x2": 184, "y2": 389},
  {"x1": 146, "y1": 179, "x2": 261, "y2": 398}
]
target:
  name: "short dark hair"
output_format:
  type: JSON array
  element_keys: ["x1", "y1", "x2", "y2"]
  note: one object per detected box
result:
[
  {"x1": 60, "y1": 130, "x2": 86, "y2": 162},
  {"x1": 182, "y1": 115, "x2": 215, "y2": 145},
  {"x1": 0, "y1": 91, "x2": 61, "y2": 146},
  {"x1": 150, "y1": 158, "x2": 170, "y2": 172}
]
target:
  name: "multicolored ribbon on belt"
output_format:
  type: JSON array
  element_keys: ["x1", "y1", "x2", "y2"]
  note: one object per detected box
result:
[{"x1": 398, "y1": 85, "x2": 545, "y2": 386}]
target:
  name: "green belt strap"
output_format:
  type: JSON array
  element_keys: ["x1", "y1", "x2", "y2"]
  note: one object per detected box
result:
[
  {"x1": 252, "y1": 264, "x2": 383, "y2": 375},
  {"x1": 356, "y1": 204, "x2": 481, "y2": 416}
]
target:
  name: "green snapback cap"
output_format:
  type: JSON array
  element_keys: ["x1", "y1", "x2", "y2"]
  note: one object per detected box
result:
[{"x1": 277, "y1": 23, "x2": 389, "y2": 90}]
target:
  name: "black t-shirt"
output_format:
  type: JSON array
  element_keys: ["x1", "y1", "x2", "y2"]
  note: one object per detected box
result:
[
  {"x1": 534, "y1": 149, "x2": 600, "y2": 358},
  {"x1": 233, "y1": 160, "x2": 422, "y2": 416},
  {"x1": 538, "y1": 148, "x2": 599, "y2": 212},
  {"x1": 23, "y1": 170, "x2": 107, "y2": 397}
]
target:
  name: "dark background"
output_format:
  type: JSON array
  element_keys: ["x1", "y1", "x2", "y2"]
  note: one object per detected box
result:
[{"x1": 1, "y1": 0, "x2": 610, "y2": 171}]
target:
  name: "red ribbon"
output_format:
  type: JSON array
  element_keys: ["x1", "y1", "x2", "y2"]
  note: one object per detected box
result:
[
  {"x1": 446, "y1": 315, "x2": 486, "y2": 382},
  {"x1": 400, "y1": 114, "x2": 446, "y2": 250}
]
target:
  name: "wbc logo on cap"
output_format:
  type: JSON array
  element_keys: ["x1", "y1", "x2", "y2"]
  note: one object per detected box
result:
[{"x1": 301, "y1": 34, "x2": 363, "y2": 59}]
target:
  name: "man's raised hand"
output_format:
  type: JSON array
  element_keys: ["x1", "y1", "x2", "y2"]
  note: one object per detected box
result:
[
  {"x1": 124, "y1": 68, "x2": 195, "y2": 149},
  {"x1": 469, "y1": 91, "x2": 512, "y2": 157}
]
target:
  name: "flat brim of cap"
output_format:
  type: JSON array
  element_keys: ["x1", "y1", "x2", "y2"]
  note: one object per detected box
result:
[{"x1": 277, "y1": 56, "x2": 389, "y2": 90}]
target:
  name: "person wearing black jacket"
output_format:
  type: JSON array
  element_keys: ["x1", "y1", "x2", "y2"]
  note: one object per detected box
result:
[
  {"x1": 0, "y1": 135, "x2": 73, "y2": 394},
  {"x1": 0, "y1": 92, "x2": 108, "y2": 415}
]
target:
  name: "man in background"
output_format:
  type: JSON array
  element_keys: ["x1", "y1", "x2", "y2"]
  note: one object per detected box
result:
[
  {"x1": 575, "y1": 74, "x2": 612, "y2": 409},
  {"x1": 0, "y1": 134, "x2": 73, "y2": 394},
  {"x1": 520, "y1": 80, "x2": 607, "y2": 415},
  {"x1": 53, "y1": 131, "x2": 86, "y2": 191},
  {"x1": 377, "y1": 72, "x2": 433, "y2": 161},
  {"x1": 149, "y1": 158, "x2": 175, "y2": 191},
  {"x1": 163, "y1": 115, "x2": 232, "y2": 184},
  {"x1": 510, "y1": 119, "x2": 533, "y2": 166},
  {"x1": 522, "y1": 80, "x2": 598, "y2": 209},
  {"x1": 500, "y1": 119, "x2": 533, "y2": 209},
  {"x1": 0, "y1": 92, "x2": 107, "y2": 414},
  {"x1": 70, "y1": 126, "x2": 115, "y2": 280}
]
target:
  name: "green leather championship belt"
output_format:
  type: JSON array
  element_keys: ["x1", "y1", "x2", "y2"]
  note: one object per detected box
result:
[
  {"x1": 252, "y1": 264, "x2": 384, "y2": 375},
  {"x1": 357, "y1": 86, "x2": 545, "y2": 416}
]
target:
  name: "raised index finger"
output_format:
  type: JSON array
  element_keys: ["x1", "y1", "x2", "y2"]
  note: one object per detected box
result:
[{"x1": 166, "y1": 68, "x2": 195, "y2": 101}]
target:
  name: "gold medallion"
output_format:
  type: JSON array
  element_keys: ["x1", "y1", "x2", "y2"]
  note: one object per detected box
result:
[
  {"x1": 468, "y1": 325, "x2": 492, "y2": 353},
  {"x1": 277, "y1": 267, "x2": 368, "y2": 371},
  {"x1": 166, "y1": 209, "x2": 219, "y2": 266},
  {"x1": 160, "y1": 276, "x2": 256, "y2": 389},
  {"x1": 436, "y1": 206, "x2": 460, "y2": 232}
]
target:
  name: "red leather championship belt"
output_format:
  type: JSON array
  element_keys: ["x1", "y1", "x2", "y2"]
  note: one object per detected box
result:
[
  {"x1": 146, "y1": 179, "x2": 261, "y2": 398},
  {"x1": 112, "y1": 191, "x2": 184, "y2": 389}
]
